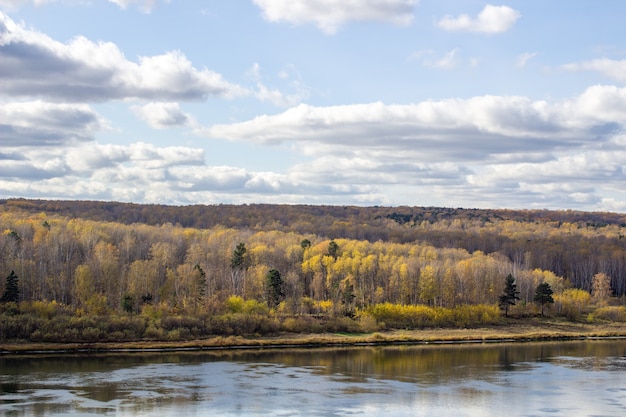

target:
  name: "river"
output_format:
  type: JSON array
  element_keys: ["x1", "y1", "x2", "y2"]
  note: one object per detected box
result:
[{"x1": 1, "y1": 340, "x2": 625, "y2": 416}]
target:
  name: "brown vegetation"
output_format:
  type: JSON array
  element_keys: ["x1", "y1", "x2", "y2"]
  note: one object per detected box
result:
[{"x1": 1, "y1": 199, "x2": 626, "y2": 346}]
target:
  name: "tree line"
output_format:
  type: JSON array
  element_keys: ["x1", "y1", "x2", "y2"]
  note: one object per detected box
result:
[
  {"x1": 3, "y1": 199, "x2": 626, "y2": 297},
  {"x1": 1, "y1": 203, "x2": 625, "y2": 342}
]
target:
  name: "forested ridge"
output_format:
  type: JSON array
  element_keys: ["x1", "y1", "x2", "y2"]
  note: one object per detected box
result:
[{"x1": 1, "y1": 199, "x2": 626, "y2": 343}]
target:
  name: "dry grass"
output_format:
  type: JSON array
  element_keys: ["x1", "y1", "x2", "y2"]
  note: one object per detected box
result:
[{"x1": 2, "y1": 319, "x2": 625, "y2": 354}]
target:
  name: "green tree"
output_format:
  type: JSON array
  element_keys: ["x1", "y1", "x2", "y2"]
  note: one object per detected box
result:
[
  {"x1": 230, "y1": 242, "x2": 248, "y2": 295},
  {"x1": 0, "y1": 271, "x2": 19, "y2": 303},
  {"x1": 122, "y1": 294, "x2": 135, "y2": 314},
  {"x1": 300, "y1": 239, "x2": 311, "y2": 250},
  {"x1": 534, "y1": 282, "x2": 554, "y2": 316},
  {"x1": 266, "y1": 268, "x2": 284, "y2": 308},
  {"x1": 193, "y1": 264, "x2": 207, "y2": 305},
  {"x1": 327, "y1": 240, "x2": 339, "y2": 259},
  {"x1": 231, "y1": 242, "x2": 247, "y2": 269},
  {"x1": 498, "y1": 274, "x2": 520, "y2": 317}
]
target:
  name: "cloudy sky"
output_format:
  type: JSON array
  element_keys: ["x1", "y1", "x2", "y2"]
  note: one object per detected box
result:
[{"x1": 2, "y1": 1, "x2": 626, "y2": 211}]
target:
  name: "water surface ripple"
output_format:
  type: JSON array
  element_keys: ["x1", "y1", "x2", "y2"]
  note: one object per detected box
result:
[{"x1": 1, "y1": 340, "x2": 625, "y2": 416}]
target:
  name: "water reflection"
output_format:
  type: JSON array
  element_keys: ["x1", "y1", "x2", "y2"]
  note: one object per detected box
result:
[{"x1": 1, "y1": 340, "x2": 625, "y2": 416}]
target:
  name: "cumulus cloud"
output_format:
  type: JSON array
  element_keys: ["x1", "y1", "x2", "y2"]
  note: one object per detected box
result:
[
  {"x1": 4, "y1": 82, "x2": 625, "y2": 209},
  {"x1": 0, "y1": 0, "x2": 167, "y2": 12},
  {"x1": 195, "y1": 85, "x2": 626, "y2": 210},
  {"x1": 207, "y1": 86, "x2": 626, "y2": 159},
  {"x1": 562, "y1": 58, "x2": 626, "y2": 83},
  {"x1": 131, "y1": 102, "x2": 194, "y2": 129},
  {"x1": 0, "y1": 0, "x2": 55, "y2": 8},
  {"x1": 252, "y1": 0, "x2": 418, "y2": 34},
  {"x1": 0, "y1": 139, "x2": 369, "y2": 205},
  {"x1": 436, "y1": 5, "x2": 521, "y2": 34},
  {"x1": 0, "y1": 100, "x2": 107, "y2": 146},
  {"x1": 0, "y1": 12, "x2": 246, "y2": 102}
]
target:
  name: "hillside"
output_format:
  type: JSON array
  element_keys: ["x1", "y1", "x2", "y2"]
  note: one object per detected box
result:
[
  {"x1": 2, "y1": 198, "x2": 626, "y2": 344},
  {"x1": 3, "y1": 198, "x2": 626, "y2": 233},
  {"x1": 2, "y1": 198, "x2": 626, "y2": 297}
]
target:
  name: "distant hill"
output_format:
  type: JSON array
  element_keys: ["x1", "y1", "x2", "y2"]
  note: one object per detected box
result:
[
  {"x1": 2, "y1": 198, "x2": 625, "y2": 237},
  {"x1": 2, "y1": 198, "x2": 626, "y2": 297}
]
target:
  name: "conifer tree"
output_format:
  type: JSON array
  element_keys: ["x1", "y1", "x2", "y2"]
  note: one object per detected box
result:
[
  {"x1": 534, "y1": 282, "x2": 554, "y2": 316},
  {"x1": 230, "y1": 243, "x2": 247, "y2": 295},
  {"x1": 498, "y1": 274, "x2": 520, "y2": 317},
  {"x1": 266, "y1": 269, "x2": 284, "y2": 308},
  {"x1": 327, "y1": 240, "x2": 339, "y2": 259},
  {"x1": 1, "y1": 271, "x2": 19, "y2": 303}
]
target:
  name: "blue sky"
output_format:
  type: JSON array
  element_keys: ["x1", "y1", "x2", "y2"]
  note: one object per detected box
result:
[{"x1": 2, "y1": 1, "x2": 626, "y2": 211}]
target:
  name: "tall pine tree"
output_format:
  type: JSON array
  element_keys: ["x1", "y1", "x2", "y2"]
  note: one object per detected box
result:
[
  {"x1": 1, "y1": 271, "x2": 19, "y2": 303},
  {"x1": 266, "y1": 269, "x2": 284, "y2": 308},
  {"x1": 534, "y1": 282, "x2": 554, "y2": 316},
  {"x1": 498, "y1": 274, "x2": 520, "y2": 317}
]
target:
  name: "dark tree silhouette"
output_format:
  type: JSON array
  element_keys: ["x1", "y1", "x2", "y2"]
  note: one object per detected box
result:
[
  {"x1": 499, "y1": 274, "x2": 520, "y2": 317},
  {"x1": 266, "y1": 269, "x2": 284, "y2": 308},
  {"x1": 534, "y1": 282, "x2": 554, "y2": 316},
  {"x1": 327, "y1": 240, "x2": 339, "y2": 259},
  {"x1": 1, "y1": 271, "x2": 19, "y2": 303}
]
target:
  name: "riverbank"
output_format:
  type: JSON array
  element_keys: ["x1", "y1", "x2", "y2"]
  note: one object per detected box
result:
[{"x1": 2, "y1": 319, "x2": 626, "y2": 354}]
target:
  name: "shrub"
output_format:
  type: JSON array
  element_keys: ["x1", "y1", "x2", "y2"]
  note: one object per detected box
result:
[
  {"x1": 592, "y1": 306, "x2": 626, "y2": 322},
  {"x1": 357, "y1": 313, "x2": 379, "y2": 333},
  {"x1": 143, "y1": 323, "x2": 165, "y2": 339},
  {"x1": 226, "y1": 296, "x2": 244, "y2": 313},
  {"x1": 366, "y1": 303, "x2": 500, "y2": 329}
]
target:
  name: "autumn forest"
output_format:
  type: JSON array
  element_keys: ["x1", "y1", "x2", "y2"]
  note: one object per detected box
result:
[{"x1": 1, "y1": 199, "x2": 626, "y2": 343}]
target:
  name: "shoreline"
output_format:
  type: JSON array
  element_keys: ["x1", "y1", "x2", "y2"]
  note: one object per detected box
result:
[{"x1": 2, "y1": 320, "x2": 626, "y2": 355}]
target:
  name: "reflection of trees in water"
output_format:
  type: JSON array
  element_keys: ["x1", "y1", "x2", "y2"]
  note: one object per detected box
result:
[
  {"x1": 2, "y1": 340, "x2": 625, "y2": 416},
  {"x1": 221, "y1": 340, "x2": 626, "y2": 385},
  {"x1": 2, "y1": 340, "x2": 624, "y2": 413}
]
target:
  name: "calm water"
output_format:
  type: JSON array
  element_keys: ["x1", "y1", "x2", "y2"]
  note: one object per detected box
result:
[{"x1": 1, "y1": 340, "x2": 625, "y2": 416}]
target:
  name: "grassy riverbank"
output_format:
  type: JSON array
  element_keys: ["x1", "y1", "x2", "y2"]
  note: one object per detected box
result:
[{"x1": 2, "y1": 319, "x2": 625, "y2": 354}]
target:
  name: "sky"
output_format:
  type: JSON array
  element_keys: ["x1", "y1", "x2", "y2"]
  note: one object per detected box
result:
[{"x1": 1, "y1": 1, "x2": 626, "y2": 211}]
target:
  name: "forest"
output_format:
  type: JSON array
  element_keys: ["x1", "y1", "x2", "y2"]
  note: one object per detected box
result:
[{"x1": 1, "y1": 198, "x2": 626, "y2": 343}]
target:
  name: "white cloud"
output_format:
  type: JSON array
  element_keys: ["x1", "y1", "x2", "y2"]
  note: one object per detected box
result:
[
  {"x1": 427, "y1": 48, "x2": 459, "y2": 69},
  {"x1": 516, "y1": 52, "x2": 538, "y2": 68},
  {"x1": 207, "y1": 86, "x2": 626, "y2": 159},
  {"x1": 107, "y1": 0, "x2": 169, "y2": 13},
  {"x1": 562, "y1": 58, "x2": 626, "y2": 83},
  {"x1": 196, "y1": 85, "x2": 626, "y2": 209},
  {"x1": 246, "y1": 62, "x2": 310, "y2": 107},
  {"x1": 254, "y1": 82, "x2": 309, "y2": 107},
  {"x1": 0, "y1": 0, "x2": 55, "y2": 8},
  {"x1": 131, "y1": 102, "x2": 194, "y2": 129},
  {"x1": 246, "y1": 62, "x2": 262, "y2": 81},
  {"x1": 436, "y1": 5, "x2": 521, "y2": 34},
  {"x1": 252, "y1": 0, "x2": 419, "y2": 34},
  {"x1": 5, "y1": 82, "x2": 624, "y2": 210},
  {"x1": 0, "y1": 12, "x2": 246, "y2": 101},
  {"x1": 0, "y1": 0, "x2": 168, "y2": 12},
  {"x1": 0, "y1": 100, "x2": 107, "y2": 146}
]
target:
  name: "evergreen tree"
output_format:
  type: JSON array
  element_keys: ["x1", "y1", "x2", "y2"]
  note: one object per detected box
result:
[
  {"x1": 230, "y1": 243, "x2": 248, "y2": 295},
  {"x1": 534, "y1": 282, "x2": 554, "y2": 316},
  {"x1": 122, "y1": 294, "x2": 135, "y2": 314},
  {"x1": 327, "y1": 240, "x2": 339, "y2": 259},
  {"x1": 498, "y1": 274, "x2": 520, "y2": 317},
  {"x1": 193, "y1": 264, "x2": 207, "y2": 307},
  {"x1": 230, "y1": 243, "x2": 247, "y2": 269},
  {"x1": 266, "y1": 269, "x2": 284, "y2": 308},
  {"x1": 1, "y1": 271, "x2": 20, "y2": 303}
]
